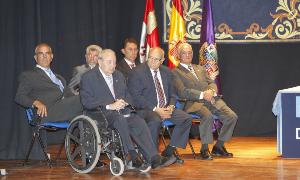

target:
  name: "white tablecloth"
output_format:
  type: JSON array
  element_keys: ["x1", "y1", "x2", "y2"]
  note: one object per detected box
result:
[{"x1": 272, "y1": 86, "x2": 300, "y2": 154}]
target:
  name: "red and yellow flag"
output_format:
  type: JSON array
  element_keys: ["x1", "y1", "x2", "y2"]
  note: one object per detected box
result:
[
  {"x1": 139, "y1": 0, "x2": 160, "y2": 63},
  {"x1": 168, "y1": 0, "x2": 186, "y2": 68}
]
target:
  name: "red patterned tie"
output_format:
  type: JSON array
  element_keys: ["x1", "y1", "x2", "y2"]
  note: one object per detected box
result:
[{"x1": 153, "y1": 70, "x2": 166, "y2": 108}]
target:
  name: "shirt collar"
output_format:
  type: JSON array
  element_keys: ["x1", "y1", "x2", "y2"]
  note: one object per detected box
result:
[
  {"x1": 180, "y1": 63, "x2": 191, "y2": 71},
  {"x1": 98, "y1": 67, "x2": 112, "y2": 79},
  {"x1": 124, "y1": 58, "x2": 135, "y2": 66},
  {"x1": 36, "y1": 64, "x2": 51, "y2": 73}
]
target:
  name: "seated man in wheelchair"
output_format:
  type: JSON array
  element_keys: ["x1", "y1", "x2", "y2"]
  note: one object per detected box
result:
[{"x1": 80, "y1": 49, "x2": 176, "y2": 170}]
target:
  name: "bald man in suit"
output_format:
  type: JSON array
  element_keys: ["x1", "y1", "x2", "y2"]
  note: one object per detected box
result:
[
  {"x1": 128, "y1": 47, "x2": 192, "y2": 159},
  {"x1": 15, "y1": 43, "x2": 82, "y2": 123}
]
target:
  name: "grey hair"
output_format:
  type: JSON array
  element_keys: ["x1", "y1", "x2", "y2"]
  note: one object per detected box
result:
[
  {"x1": 86, "y1": 44, "x2": 102, "y2": 55},
  {"x1": 98, "y1": 49, "x2": 116, "y2": 61},
  {"x1": 34, "y1": 43, "x2": 52, "y2": 54},
  {"x1": 177, "y1": 42, "x2": 193, "y2": 55}
]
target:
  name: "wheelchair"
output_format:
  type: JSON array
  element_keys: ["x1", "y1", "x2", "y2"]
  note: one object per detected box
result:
[{"x1": 64, "y1": 110, "x2": 151, "y2": 176}]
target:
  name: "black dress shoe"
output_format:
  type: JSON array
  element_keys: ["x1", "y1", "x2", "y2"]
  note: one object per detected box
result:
[
  {"x1": 132, "y1": 157, "x2": 143, "y2": 169},
  {"x1": 199, "y1": 150, "x2": 213, "y2": 160},
  {"x1": 211, "y1": 146, "x2": 233, "y2": 158},
  {"x1": 151, "y1": 155, "x2": 176, "y2": 169},
  {"x1": 96, "y1": 161, "x2": 107, "y2": 167}
]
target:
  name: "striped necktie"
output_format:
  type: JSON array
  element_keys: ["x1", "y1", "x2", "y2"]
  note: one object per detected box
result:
[
  {"x1": 188, "y1": 65, "x2": 199, "y2": 80},
  {"x1": 153, "y1": 70, "x2": 166, "y2": 108}
]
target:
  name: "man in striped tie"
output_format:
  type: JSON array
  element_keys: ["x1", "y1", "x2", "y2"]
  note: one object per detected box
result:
[{"x1": 128, "y1": 47, "x2": 192, "y2": 161}]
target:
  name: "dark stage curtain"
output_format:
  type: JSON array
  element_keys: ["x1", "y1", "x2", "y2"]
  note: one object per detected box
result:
[{"x1": 1, "y1": 0, "x2": 300, "y2": 159}]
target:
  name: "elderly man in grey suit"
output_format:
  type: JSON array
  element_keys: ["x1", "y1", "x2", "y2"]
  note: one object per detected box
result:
[
  {"x1": 68, "y1": 44, "x2": 102, "y2": 95},
  {"x1": 127, "y1": 47, "x2": 192, "y2": 159},
  {"x1": 80, "y1": 49, "x2": 176, "y2": 170},
  {"x1": 15, "y1": 43, "x2": 82, "y2": 122},
  {"x1": 172, "y1": 42, "x2": 238, "y2": 160}
]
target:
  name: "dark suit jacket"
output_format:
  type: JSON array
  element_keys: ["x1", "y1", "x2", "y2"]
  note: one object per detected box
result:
[
  {"x1": 15, "y1": 67, "x2": 72, "y2": 108},
  {"x1": 68, "y1": 64, "x2": 91, "y2": 95},
  {"x1": 80, "y1": 66, "x2": 133, "y2": 114},
  {"x1": 127, "y1": 63, "x2": 176, "y2": 110},
  {"x1": 116, "y1": 58, "x2": 141, "y2": 79},
  {"x1": 172, "y1": 64, "x2": 219, "y2": 113}
]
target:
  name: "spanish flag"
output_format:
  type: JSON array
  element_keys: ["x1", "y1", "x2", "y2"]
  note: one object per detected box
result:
[
  {"x1": 168, "y1": 0, "x2": 186, "y2": 68},
  {"x1": 139, "y1": 0, "x2": 160, "y2": 63}
]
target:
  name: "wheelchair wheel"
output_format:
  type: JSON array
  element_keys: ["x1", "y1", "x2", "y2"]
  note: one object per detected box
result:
[
  {"x1": 109, "y1": 157, "x2": 124, "y2": 176},
  {"x1": 111, "y1": 129, "x2": 125, "y2": 159},
  {"x1": 65, "y1": 115, "x2": 101, "y2": 173}
]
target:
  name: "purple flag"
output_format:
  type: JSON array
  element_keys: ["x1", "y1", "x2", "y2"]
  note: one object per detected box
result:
[{"x1": 199, "y1": 0, "x2": 221, "y2": 93}]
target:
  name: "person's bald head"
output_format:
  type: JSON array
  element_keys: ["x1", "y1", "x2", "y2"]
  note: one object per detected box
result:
[
  {"x1": 147, "y1": 47, "x2": 165, "y2": 70},
  {"x1": 98, "y1": 49, "x2": 117, "y2": 76},
  {"x1": 34, "y1": 43, "x2": 53, "y2": 68}
]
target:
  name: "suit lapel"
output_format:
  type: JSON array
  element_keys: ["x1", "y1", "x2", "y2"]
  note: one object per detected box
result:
[
  {"x1": 159, "y1": 67, "x2": 169, "y2": 99},
  {"x1": 95, "y1": 69, "x2": 115, "y2": 99},
  {"x1": 34, "y1": 67, "x2": 52, "y2": 82},
  {"x1": 192, "y1": 65, "x2": 202, "y2": 80},
  {"x1": 113, "y1": 72, "x2": 122, "y2": 99},
  {"x1": 178, "y1": 64, "x2": 198, "y2": 82},
  {"x1": 122, "y1": 59, "x2": 131, "y2": 71},
  {"x1": 144, "y1": 65, "x2": 158, "y2": 103}
]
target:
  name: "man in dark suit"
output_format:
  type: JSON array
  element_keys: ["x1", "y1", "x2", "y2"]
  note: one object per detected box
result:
[
  {"x1": 172, "y1": 43, "x2": 238, "y2": 160},
  {"x1": 15, "y1": 43, "x2": 82, "y2": 122},
  {"x1": 116, "y1": 38, "x2": 140, "y2": 79},
  {"x1": 127, "y1": 47, "x2": 192, "y2": 158},
  {"x1": 80, "y1": 49, "x2": 176, "y2": 170},
  {"x1": 68, "y1": 44, "x2": 102, "y2": 95}
]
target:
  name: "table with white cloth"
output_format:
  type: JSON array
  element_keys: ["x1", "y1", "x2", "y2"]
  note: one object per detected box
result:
[{"x1": 272, "y1": 86, "x2": 300, "y2": 157}]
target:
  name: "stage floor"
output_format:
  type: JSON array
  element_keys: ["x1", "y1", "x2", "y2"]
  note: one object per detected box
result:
[{"x1": 0, "y1": 137, "x2": 299, "y2": 180}]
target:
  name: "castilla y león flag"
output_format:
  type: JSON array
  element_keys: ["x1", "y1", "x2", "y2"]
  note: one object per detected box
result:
[
  {"x1": 168, "y1": 0, "x2": 186, "y2": 68},
  {"x1": 199, "y1": 0, "x2": 221, "y2": 92},
  {"x1": 139, "y1": 0, "x2": 160, "y2": 63}
]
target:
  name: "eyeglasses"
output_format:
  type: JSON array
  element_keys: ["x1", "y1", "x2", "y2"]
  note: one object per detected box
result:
[
  {"x1": 149, "y1": 56, "x2": 163, "y2": 62},
  {"x1": 181, "y1": 51, "x2": 193, "y2": 56},
  {"x1": 36, "y1": 52, "x2": 52, "y2": 56}
]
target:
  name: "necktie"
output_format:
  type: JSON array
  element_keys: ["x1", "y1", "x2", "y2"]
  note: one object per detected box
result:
[
  {"x1": 129, "y1": 63, "x2": 136, "y2": 69},
  {"x1": 188, "y1": 65, "x2": 198, "y2": 80},
  {"x1": 106, "y1": 75, "x2": 115, "y2": 99},
  {"x1": 153, "y1": 70, "x2": 166, "y2": 108},
  {"x1": 46, "y1": 69, "x2": 64, "y2": 92}
]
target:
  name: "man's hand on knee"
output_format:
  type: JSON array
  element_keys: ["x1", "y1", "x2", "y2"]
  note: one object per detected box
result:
[
  {"x1": 155, "y1": 107, "x2": 172, "y2": 120},
  {"x1": 33, "y1": 100, "x2": 47, "y2": 117}
]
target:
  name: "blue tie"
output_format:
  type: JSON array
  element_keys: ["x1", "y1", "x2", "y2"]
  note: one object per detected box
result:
[{"x1": 46, "y1": 69, "x2": 64, "y2": 92}]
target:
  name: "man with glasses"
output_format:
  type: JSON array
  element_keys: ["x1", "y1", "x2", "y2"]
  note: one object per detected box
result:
[
  {"x1": 127, "y1": 47, "x2": 192, "y2": 160},
  {"x1": 15, "y1": 43, "x2": 82, "y2": 122},
  {"x1": 80, "y1": 49, "x2": 176, "y2": 170},
  {"x1": 172, "y1": 42, "x2": 238, "y2": 160},
  {"x1": 68, "y1": 44, "x2": 102, "y2": 95}
]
